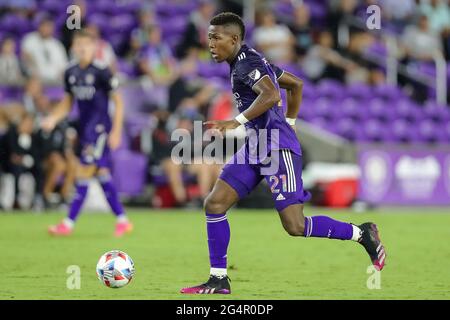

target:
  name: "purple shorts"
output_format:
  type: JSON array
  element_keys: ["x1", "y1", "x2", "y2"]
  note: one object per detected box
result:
[
  {"x1": 79, "y1": 133, "x2": 111, "y2": 168},
  {"x1": 220, "y1": 148, "x2": 311, "y2": 212}
]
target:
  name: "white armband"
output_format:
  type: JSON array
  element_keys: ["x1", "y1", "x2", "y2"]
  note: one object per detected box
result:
[
  {"x1": 235, "y1": 113, "x2": 249, "y2": 125},
  {"x1": 286, "y1": 117, "x2": 296, "y2": 126}
]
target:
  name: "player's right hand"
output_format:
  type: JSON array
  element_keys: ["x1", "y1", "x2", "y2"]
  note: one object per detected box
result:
[
  {"x1": 204, "y1": 119, "x2": 240, "y2": 136},
  {"x1": 41, "y1": 116, "x2": 57, "y2": 132}
]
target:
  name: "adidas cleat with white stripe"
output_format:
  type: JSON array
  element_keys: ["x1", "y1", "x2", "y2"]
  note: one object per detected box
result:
[
  {"x1": 180, "y1": 275, "x2": 231, "y2": 294},
  {"x1": 357, "y1": 222, "x2": 387, "y2": 271}
]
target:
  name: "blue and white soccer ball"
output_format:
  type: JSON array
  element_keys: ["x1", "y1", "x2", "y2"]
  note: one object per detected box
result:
[{"x1": 96, "y1": 250, "x2": 135, "y2": 288}]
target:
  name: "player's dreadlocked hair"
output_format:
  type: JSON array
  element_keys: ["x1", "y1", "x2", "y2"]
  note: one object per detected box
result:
[{"x1": 210, "y1": 12, "x2": 246, "y2": 40}]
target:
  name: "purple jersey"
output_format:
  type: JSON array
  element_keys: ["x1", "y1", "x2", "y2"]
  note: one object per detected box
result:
[
  {"x1": 230, "y1": 44, "x2": 301, "y2": 162},
  {"x1": 64, "y1": 61, "x2": 118, "y2": 145}
]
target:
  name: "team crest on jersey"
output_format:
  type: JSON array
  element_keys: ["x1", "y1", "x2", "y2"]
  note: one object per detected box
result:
[
  {"x1": 85, "y1": 73, "x2": 95, "y2": 85},
  {"x1": 95, "y1": 124, "x2": 105, "y2": 133},
  {"x1": 248, "y1": 69, "x2": 261, "y2": 81},
  {"x1": 68, "y1": 75, "x2": 76, "y2": 84}
]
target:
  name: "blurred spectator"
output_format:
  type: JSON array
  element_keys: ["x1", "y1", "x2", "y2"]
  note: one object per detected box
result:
[
  {"x1": 401, "y1": 15, "x2": 442, "y2": 62},
  {"x1": 0, "y1": 37, "x2": 25, "y2": 85},
  {"x1": 3, "y1": 112, "x2": 43, "y2": 210},
  {"x1": 1, "y1": 0, "x2": 36, "y2": 11},
  {"x1": 206, "y1": 92, "x2": 234, "y2": 122},
  {"x1": 129, "y1": 7, "x2": 157, "y2": 59},
  {"x1": 21, "y1": 80, "x2": 76, "y2": 206},
  {"x1": 289, "y1": 3, "x2": 315, "y2": 60},
  {"x1": 137, "y1": 25, "x2": 178, "y2": 86},
  {"x1": 379, "y1": 0, "x2": 416, "y2": 31},
  {"x1": 166, "y1": 46, "x2": 217, "y2": 114},
  {"x1": 0, "y1": 106, "x2": 18, "y2": 210},
  {"x1": 327, "y1": 0, "x2": 359, "y2": 49},
  {"x1": 302, "y1": 31, "x2": 359, "y2": 83},
  {"x1": 23, "y1": 77, "x2": 50, "y2": 117},
  {"x1": 39, "y1": 115, "x2": 77, "y2": 207},
  {"x1": 368, "y1": 68, "x2": 387, "y2": 86},
  {"x1": 217, "y1": 0, "x2": 243, "y2": 16},
  {"x1": 151, "y1": 110, "x2": 221, "y2": 206},
  {"x1": 252, "y1": 9, "x2": 295, "y2": 63},
  {"x1": 398, "y1": 14, "x2": 441, "y2": 102},
  {"x1": 169, "y1": 82, "x2": 216, "y2": 115},
  {"x1": 61, "y1": 0, "x2": 88, "y2": 54},
  {"x1": 420, "y1": 0, "x2": 450, "y2": 60},
  {"x1": 0, "y1": 109, "x2": 9, "y2": 175},
  {"x1": 0, "y1": 103, "x2": 26, "y2": 128},
  {"x1": 176, "y1": 0, "x2": 216, "y2": 59},
  {"x1": 0, "y1": 108, "x2": 8, "y2": 136},
  {"x1": 21, "y1": 16, "x2": 68, "y2": 84},
  {"x1": 420, "y1": 0, "x2": 450, "y2": 33},
  {"x1": 346, "y1": 31, "x2": 381, "y2": 83},
  {"x1": 83, "y1": 23, "x2": 118, "y2": 73}
]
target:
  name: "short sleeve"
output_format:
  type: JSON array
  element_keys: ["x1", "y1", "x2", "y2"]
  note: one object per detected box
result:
[
  {"x1": 270, "y1": 64, "x2": 284, "y2": 80},
  {"x1": 235, "y1": 56, "x2": 271, "y2": 89}
]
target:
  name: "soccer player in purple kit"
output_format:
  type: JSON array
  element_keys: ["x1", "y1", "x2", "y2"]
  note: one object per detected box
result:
[
  {"x1": 42, "y1": 30, "x2": 133, "y2": 237},
  {"x1": 181, "y1": 13, "x2": 386, "y2": 294}
]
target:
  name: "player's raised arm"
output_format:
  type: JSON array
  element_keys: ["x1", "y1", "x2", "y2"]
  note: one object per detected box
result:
[
  {"x1": 242, "y1": 75, "x2": 281, "y2": 121},
  {"x1": 204, "y1": 76, "x2": 281, "y2": 134},
  {"x1": 41, "y1": 93, "x2": 73, "y2": 132},
  {"x1": 109, "y1": 90, "x2": 124, "y2": 150},
  {"x1": 277, "y1": 71, "x2": 303, "y2": 121},
  {"x1": 271, "y1": 63, "x2": 303, "y2": 129}
]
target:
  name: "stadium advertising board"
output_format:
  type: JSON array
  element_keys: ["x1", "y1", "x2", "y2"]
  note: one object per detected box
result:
[{"x1": 358, "y1": 146, "x2": 450, "y2": 205}]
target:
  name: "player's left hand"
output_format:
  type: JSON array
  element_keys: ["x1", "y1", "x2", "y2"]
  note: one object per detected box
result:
[
  {"x1": 108, "y1": 131, "x2": 121, "y2": 150},
  {"x1": 204, "y1": 119, "x2": 241, "y2": 136}
]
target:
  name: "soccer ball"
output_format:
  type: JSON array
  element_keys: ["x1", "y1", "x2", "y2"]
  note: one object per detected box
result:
[{"x1": 96, "y1": 250, "x2": 135, "y2": 288}]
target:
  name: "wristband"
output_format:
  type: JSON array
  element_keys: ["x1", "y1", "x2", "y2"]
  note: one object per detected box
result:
[
  {"x1": 235, "y1": 113, "x2": 249, "y2": 125},
  {"x1": 286, "y1": 117, "x2": 296, "y2": 126}
]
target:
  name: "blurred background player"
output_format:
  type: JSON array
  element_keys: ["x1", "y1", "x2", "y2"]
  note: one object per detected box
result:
[
  {"x1": 42, "y1": 30, "x2": 132, "y2": 237},
  {"x1": 181, "y1": 13, "x2": 386, "y2": 295}
]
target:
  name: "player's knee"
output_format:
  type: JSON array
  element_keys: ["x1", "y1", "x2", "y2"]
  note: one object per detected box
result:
[
  {"x1": 284, "y1": 221, "x2": 305, "y2": 237},
  {"x1": 204, "y1": 194, "x2": 227, "y2": 214},
  {"x1": 76, "y1": 165, "x2": 96, "y2": 180},
  {"x1": 203, "y1": 196, "x2": 219, "y2": 213},
  {"x1": 97, "y1": 168, "x2": 110, "y2": 176},
  {"x1": 55, "y1": 160, "x2": 66, "y2": 173}
]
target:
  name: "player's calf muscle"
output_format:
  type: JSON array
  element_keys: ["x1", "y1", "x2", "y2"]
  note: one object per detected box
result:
[
  {"x1": 282, "y1": 221, "x2": 305, "y2": 236},
  {"x1": 280, "y1": 205, "x2": 306, "y2": 236}
]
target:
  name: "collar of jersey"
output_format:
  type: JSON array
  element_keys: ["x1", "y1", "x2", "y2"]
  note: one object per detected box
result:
[{"x1": 229, "y1": 43, "x2": 248, "y2": 68}]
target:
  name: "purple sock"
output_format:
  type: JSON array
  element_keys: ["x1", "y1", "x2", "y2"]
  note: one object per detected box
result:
[
  {"x1": 67, "y1": 181, "x2": 88, "y2": 222},
  {"x1": 99, "y1": 175, "x2": 125, "y2": 217},
  {"x1": 304, "y1": 216, "x2": 353, "y2": 240},
  {"x1": 206, "y1": 212, "x2": 230, "y2": 269}
]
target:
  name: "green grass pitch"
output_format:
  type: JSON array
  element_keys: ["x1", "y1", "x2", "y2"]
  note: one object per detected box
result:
[{"x1": 1, "y1": 207, "x2": 449, "y2": 300}]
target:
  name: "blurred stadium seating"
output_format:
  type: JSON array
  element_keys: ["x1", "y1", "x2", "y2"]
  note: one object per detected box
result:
[{"x1": 0, "y1": 0, "x2": 449, "y2": 209}]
